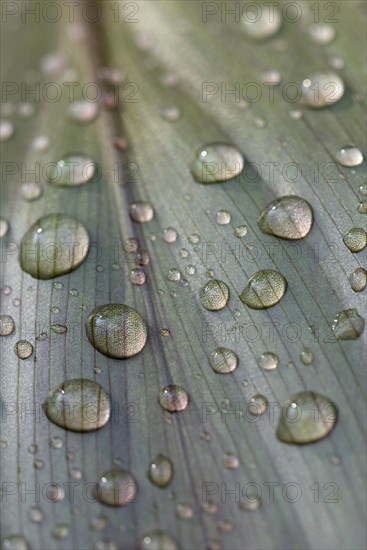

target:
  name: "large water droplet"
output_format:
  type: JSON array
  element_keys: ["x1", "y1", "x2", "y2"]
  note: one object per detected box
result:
[
  {"x1": 350, "y1": 268, "x2": 367, "y2": 292},
  {"x1": 158, "y1": 385, "x2": 189, "y2": 413},
  {"x1": 129, "y1": 201, "x2": 154, "y2": 223},
  {"x1": 332, "y1": 309, "x2": 365, "y2": 340},
  {"x1": 240, "y1": 270, "x2": 287, "y2": 309},
  {"x1": 257, "y1": 351, "x2": 279, "y2": 370},
  {"x1": 258, "y1": 196, "x2": 313, "y2": 240},
  {"x1": 200, "y1": 279, "x2": 229, "y2": 311},
  {"x1": 343, "y1": 228, "x2": 366, "y2": 253},
  {"x1": 191, "y1": 144, "x2": 244, "y2": 184},
  {"x1": 308, "y1": 23, "x2": 335, "y2": 45},
  {"x1": 15, "y1": 340, "x2": 33, "y2": 359},
  {"x1": 96, "y1": 469, "x2": 137, "y2": 507},
  {"x1": 1, "y1": 535, "x2": 29, "y2": 550},
  {"x1": 147, "y1": 454, "x2": 173, "y2": 488},
  {"x1": 0, "y1": 315, "x2": 15, "y2": 336},
  {"x1": 335, "y1": 146, "x2": 363, "y2": 167},
  {"x1": 140, "y1": 531, "x2": 178, "y2": 550},
  {"x1": 85, "y1": 304, "x2": 147, "y2": 359},
  {"x1": 301, "y1": 73, "x2": 344, "y2": 108},
  {"x1": 43, "y1": 378, "x2": 111, "y2": 432},
  {"x1": 277, "y1": 391, "x2": 338, "y2": 444},
  {"x1": 48, "y1": 155, "x2": 96, "y2": 187},
  {"x1": 209, "y1": 348, "x2": 238, "y2": 373},
  {"x1": 20, "y1": 214, "x2": 89, "y2": 279},
  {"x1": 242, "y1": 5, "x2": 282, "y2": 40}
]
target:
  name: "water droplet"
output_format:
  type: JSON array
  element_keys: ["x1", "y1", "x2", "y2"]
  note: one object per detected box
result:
[
  {"x1": 239, "y1": 496, "x2": 262, "y2": 511},
  {"x1": 242, "y1": 5, "x2": 282, "y2": 39},
  {"x1": 328, "y1": 55, "x2": 345, "y2": 70},
  {"x1": 217, "y1": 519, "x2": 234, "y2": 533},
  {"x1": 68, "y1": 100, "x2": 99, "y2": 122},
  {"x1": 357, "y1": 200, "x2": 367, "y2": 214},
  {"x1": 202, "y1": 500, "x2": 218, "y2": 515},
  {"x1": 14, "y1": 340, "x2": 33, "y2": 359},
  {"x1": 96, "y1": 470, "x2": 137, "y2": 507},
  {"x1": 258, "y1": 196, "x2": 313, "y2": 240},
  {"x1": 223, "y1": 452, "x2": 239, "y2": 469},
  {"x1": 343, "y1": 227, "x2": 366, "y2": 253},
  {"x1": 277, "y1": 391, "x2": 338, "y2": 444},
  {"x1": 163, "y1": 227, "x2": 178, "y2": 243},
  {"x1": 52, "y1": 524, "x2": 69, "y2": 539},
  {"x1": 308, "y1": 23, "x2": 335, "y2": 45},
  {"x1": 136, "y1": 250, "x2": 150, "y2": 266},
  {"x1": 147, "y1": 454, "x2": 173, "y2": 488},
  {"x1": 47, "y1": 483, "x2": 65, "y2": 502},
  {"x1": 0, "y1": 120, "x2": 14, "y2": 141},
  {"x1": 129, "y1": 201, "x2": 154, "y2": 223},
  {"x1": 0, "y1": 315, "x2": 15, "y2": 336},
  {"x1": 176, "y1": 503, "x2": 193, "y2": 520},
  {"x1": 185, "y1": 265, "x2": 196, "y2": 276},
  {"x1": 50, "y1": 436, "x2": 63, "y2": 449},
  {"x1": 140, "y1": 531, "x2": 178, "y2": 550},
  {"x1": 209, "y1": 348, "x2": 238, "y2": 374},
  {"x1": 234, "y1": 224, "x2": 247, "y2": 238},
  {"x1": 43, "y1": 378, "x2": 111, "y2": 432},
  {"x1": 85, "y1": 304, "x2": 147, "y2": 359},
  {"x1": 129, "y1": 268, "x2": 146, "y2": 285},
  {"x1": 28, "y1": 444, "x2": 38, "y2": 454},
  {"x1": 20, "y1": 214, "x2": 89, "y2": 279},
  {"x1": 29, "y1": 507, "x2": 44, "y2": 523},
  {"x1": 48, "y1": 155, "x2": 96, "y2": 187},
  {"x1": 167, "y1": 268, "x2": 181, "y2": 282},
  {"x1": 21, "y1": 182, "x2": 43, "y2": 201},
  {"x1": 350, "y1": 268, "x2": 367, "y2": 292},
  {"x1": 254, "y1": 116, "x2": 267, "y2": 129},
  {"x1": 124, "y1": 237, "x2": 139, "y2": 253},
  {"x1": 335, "y1": 146, "x2": 363, "y2": 167},
  {"x1": 161, "y1": 107, "x2": 181, "y2": 122},
  {"x1": 0, "y1": 218, "x2": 9, "y2": 238},
  {"x1": 300, "y1": 348, "x2": 314, "y2": 365},
  {"x1": 1, "y1": 535, "x2": 29, "y2": 550},
  {"x1": 248, "y1": 394, "x2": 268, "y2": 416},
  {"x1": 215, "y1": 210, "x2": 231, "y2": 225},
  {"x1": 257, "y1": 352, "x2": 279, "y2": 370},
  {"x1": 34, "y1": 459, "x2": 44, "y2": 470},
  {"x1": 32, "y1": 135, "x2": 50, "y2": 152},
  {"x1": 240, "y1": 270, "x2": 287, "y2": 309},
  {"x1": 200, "y1": 279, "x2": 229, "y2": 311},
  {"x1": 261, "y1": 69, "x2": 281, "y2": 85},
  {"x1": 359, "y1": 183, "x2": 367, "y2": 196},
  {"x1": 158, "y1": 385, "x2": 189, "y2": 413},
  {"x1": 332, "y1": 309, "x2": 365, "y2": 340},
  {"x1": 188, "y1": 233, "x2": 200, "y2": 244},
  {"x1": 191, "y1": 143, "x2": 244, "y2": 183},
  {"x1": 50, "y1": 323, "x2": 67, "y2": 334},
  {"x1": 301, "y1": 73, "x2": 344, "y2": 108},
  {"x1": 53, "y1": 282, "x2": 64, "y2": 290},
  {"x1": 289, "y1": 109, "x2": 303, "y2": 120}
]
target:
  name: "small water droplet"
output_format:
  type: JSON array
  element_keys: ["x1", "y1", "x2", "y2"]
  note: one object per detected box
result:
[
  {"x1": 359, "y1": 183, "x2": 367, "y2": 196},
  {"x1": 34, "y1": 459, "x2": 44, "y2": 470},
  {"x1": 301, "y1": 73, "x2": 344, "y2": 108},
  {"x1": 147, "y1": 454, "x2": 173, "y2": 488},
  {"x1": 15, "y1": 340, "x2": 33, "y2": 359},
  {"x1": 248, "y1": 394, "x2": 268, "y2": 416},
  {"x1": 96, "y1": 470, "x2": 137, "y2": 507},
  {"x1": 261, "y1": 69, "x2": 281, "y2": 85},
  {"x1": 1, "y1": 535, "x2": 29, "y2": 550},
  {"x1": 163, "y1": 227, "x2": 178, "y2": 243},
  {"x1": 223, "y1": 452, "x2": 239, "y2": 469},
  {"x1": 343, "y1": 227, "x2": 366, "y2": 253},
  {"x1": 29, "y1": 507, "x2": 44, "y2": 523},
  {"x1": 234, "y1": 224, "x2": 247, "y2": 238},
  {"x1": 161, "y1": 106, "x2": 181, "y2": 122},
  {"x1": 335, "y1": 146, "x2": 363, "y2": 167},
  {"x1": 129, "y1": 202, "x2": 154, "y2": 223},
  {"x1": 300, "y1": 348, "x2": 314, "y2": 365},
  {"x1": 50, "y1": 323, "x2": 67, "y2": 334},
  {"x1": 217, "y1": 519, "x2": 234, "y2": 533},
  {"x1": 215, "y1": 210, "x2": 231, "y2": 225},
  {"x1": 21, "y1": 182, "x2": 43, "y2": 201},
  {"x1": 158, "y1": 385, "x2": 189, "y2": 413},
  {"x1": 129, "y1": 268, "x2": 146, "y2": 285},
  {"x1": 209, "y1": 348, "x2": 238, "y2": 374},
  {"x1": 0, "y1": 218, "x2": 9, "y2": 238},
  {"x1": 69, "y1": 288, "x2": 79, "y2": 297},
  {"x1": 50, "y1": 436, "x2": 63, "y2": 449},
  {"x1": 349, "y1": 268, "x2": 367, "y2": 292},
  {"x1": 0, "y1": 315, "x2": 15, "y2": 336},
  {"x1": 176, "y1": 503, "x2": 193, "y2": 520},
  {"x1": 239, "y1": 496, "x2": 262, "y2": 511},
  {"x1": 240, "y1": 270, "x2": 287, "y2": 309},
  {"x1": 48, "y1": 155, "x2": 96, "y2": 187},
  {"x1": 332, "y1": 309, "x2": 365, "y2": 340},
  {"x1": 308, "y1": 23, "x2": 335, "y2": 45},
  {"x1": 357, "y1": 200, "x2": 367, "y2": 214},
  {"x1": 20, "y1": 214, "x2": 89, "y2": 279},
  {"x1": 44, "y1": 378, "x2": 111, "y2": 432},
  {"x1": 202, "y1": 500, "x2": 218, "y2": 515},
  {"x1": 328, "y1": 55, "x2": 345, "y2": 70},
  {"x1": 200, "y1": 279, "x2": 229, "y2": 311},
  {"x1": 258, "y1": 196, "x2": 313, "y2": 240},
  {"x1": 257, "y1": 352, "x2": 279, "y2": 370},
  {"x1": 191, "y1": 143, "x2": 244, "y2": 184},
  {"x1": 52, "y1": 524, "x2": 69, "y2": 539},
  {"x1": 28, "y1": 444, "x2": 38, "y2": 454},
  {"x1": 277, "y1": 391, "x2": 338, "y2": 444},
  {"x1": 242, "y1": 5, "x2": 282, "y2": 39},
  {"x1": 32, "y1": 135, "x2": 50, "y2": 152},
  {"x1": 289, "y1": 109, "x2": 303, "y2": 120},
  {"x1": 0, "y1": 120, "x2": 14, "y2": 141},
  {"x1": 90, "y1": 515, "x2": 108, "y2": 531},
  {"x1": 86, "y1": 304, "x2": 147, "y2": 359},
  {"x1": 140, "y1": 531, "x2": 178, "y2": 550},
  {"x1": 68, "y1": 100, "x2": 98, "y2": 123}
]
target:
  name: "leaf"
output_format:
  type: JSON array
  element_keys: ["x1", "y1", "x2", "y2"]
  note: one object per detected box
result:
[{"x1": 1, "y1": 1, "x2": 366, "y2": 549}]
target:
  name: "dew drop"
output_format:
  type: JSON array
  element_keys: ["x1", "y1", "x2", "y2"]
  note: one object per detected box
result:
[
  {"x1": 343, "y1": 227, "x2": 366, "y2": 253},
  {"x1": 129, "y1": 268, "x2": 146, "y2": 285},
  {"x1": 50, "y1": 323, "x2": 67, "y2": 335},
  {"x1": 129, "y1": 201, "x2": 154, "y2": 223},
  {"x1": 94, "y1": 539, "x2": 118, "y2": 550},
  {"x1": 1, "y1": 535, "x2": 29, "y2": 550},
  {"x1": 14, "y1": 340, "x2": 33, "y2": 359},
  {"x1": 86, "y1": 304, "x2": 147, "y2": 359},
  {"x1": 261, "y1": 69, "x2": 281, "y2": 85},
  {"x1": 301, "y1": 73, "x2": 344, "y2": 108},
  {"x1": 96, "y1": 470, "x2": 137, "y2": 507},
  {"x1": 200, "y1": 279, "x2": 229, "y2": 311},
  {"x1": 223, "y1": 452, "x2": 239, "y2": 469},
  {"x1": 357, "y1": 200, "x2": 367, "y2": 214},
  {"x1": 68, "y1": 100, "x2": 99, "y2": 123},
  {"x1": 239, "y1": 496, "x2": 262, "y2": 511},
  {"x1": 43, "y1": 378, "x2": 111, "y2": 432},
  {"x1": 209, "y1": 348, "x2": 238, "y2": 374},
  {"x1": 91, "y1": 515, "x2": 108, "y2": 531},
  {"x1": 215, "y1": 210, "x2": 231, "y2": 225},
  {"x1": 308, "y1": 23, "x2": 335, "y2": 45},
  {"x1": 52, "y1": 524, "x2": 69, "y2": 539},
  {"x1": 242, "y1": 5, "x2": 282, "y2": 40},
  {"x1": 191, "y1": 144, "x2": 244, "y2": 184},
  {"x1": 335, "y1": 146, "x2": 363, "y2": 167},
  {"x1": 202, "y1": 501, "x2": 218, "y2": 515},
  {"x1": 32, "y1": 135, "x2": 50, "y2": 152},
  {"x1": 349, "y1": 268, "x2": 367, "y2": 292},
  {"x1": 48, "y1": 155, "x2": 96, "y2": 187},
  {"x1": 0, "y1": 218, "x2": 9, "y2": 238},
  {"x1": 167, "y1": 268, "x2": 181, "y2": 282},
  {"x1": 20, "y1": 214, "x2": 89, "y2": 279},
  {"x1": 140, "y1": 531, "x2": 178, "y2": 550},
  {"x1": 240, "y1": 270, "x2": 287, "y2": 309},
  {"x1": 277, "y1": 391, "x2": 338, "y2": 444},
  {"x1": 147, "y1": 454, "x2": 173, "y2": 488},
  {"x1": 21, "y1": 182, "x2": 43, "y2": 201},
  {"x1": 257, "y1": 352, "x2": 279, "y2": 370},
  {"x1": 185, "y1": 265, "x2": 196, "y2": 276},
  {"x1": 0, "y1": 120, "x2": 14, "y2": 141},
  {"x1": 176, "y1": 503, "x2": 193, "y2": 520},
  {"x1": 161, "y1": 107, "x2": 181, "y2": 122},
  {"x1": 248, "y1": 394, "x2": 268, "y2": 416},
  {"x1": 163, "y1": 227, "x2": 178, "y2": 243},
  {"x1": 332, "y1": 309, "x2": 365, "y2": 340},
  {"x1": 50, "y1": 436, "x2": 63, "y2": 449},
  {"x1": 0, "y1": 315, "x2": 15, "y2": 336},
  {"x1": 258, "y1": 196, "x2": 313, "y2": 240},
  {"x1": 234, "y1": 224, "x2": 247, "y2": 238},
  {"x1": 158, "y1": 385, "x2": 189, "y2": 413},
  {"x1": 217, "y1": 519, "x2": 234, "y2": 533},
  {"x1": 29, "y1": 507, "x2": 44, "y2": 524},
  {"x1": 300, "y1": 348, "x2": 314, "y2": 365},
  {"x1": 359, "y1": 183, "x2": 367, "y2": 196}
]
